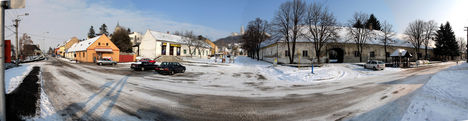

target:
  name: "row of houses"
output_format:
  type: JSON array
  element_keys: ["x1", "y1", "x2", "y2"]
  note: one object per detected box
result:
[{"x1": 55, "y1": 28, "x2": 216, "y2": 63}]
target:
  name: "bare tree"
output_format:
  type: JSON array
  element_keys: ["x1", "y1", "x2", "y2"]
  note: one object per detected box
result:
[
  {"x1": 272, "y1": 0, "x2": 307, "y2": 64},
  {"x1": 422, "y1": 20, "x2": 437, "y2": 60},
  {"x1": 379, "y1": 21, "x2": 395, "y2": 62},
  {"x1": 347, "y1": 12, "x2": 373, "y2": 62},
  {"x1": 458, "y1": 37, "x2": 466, "y2": 59},
  {"x1": 304, "y1": 2, "x2": 339, "y2": 64},
  {"x1": 181, "y1": 31, "x2": 205, "y2": 58},
  {"x1": 405, "y1": 20, "x2": 425, "y2": 60},
  {"x1": 242, "y1": 18, "x2": 269, "y2": 60}
]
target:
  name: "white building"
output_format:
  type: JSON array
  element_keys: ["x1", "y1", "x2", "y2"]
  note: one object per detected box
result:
[
  {"x1": 139, "y1": 30, "x2": 211, "y2": 58},
  {"x1": 129, "y1": 32, "x2": 143, "y2": 55}
]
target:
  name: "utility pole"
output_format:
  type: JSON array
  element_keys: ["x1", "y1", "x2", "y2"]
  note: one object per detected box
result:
[
  {"x1": 12, "y1": 13, "x2": 27, "y2": 66},
  {"x1": 465, "y1": 27, "x2": 468, "y2": 63},
  {"x1": 0, "y1": 0, "x2": 25, "y2": 120},
  {"x1": 13, "y1": 19, "x2": 18, "y2": 65},
  {"x1": 0, "y1": 1, "x2": 6, "y2": 121}
]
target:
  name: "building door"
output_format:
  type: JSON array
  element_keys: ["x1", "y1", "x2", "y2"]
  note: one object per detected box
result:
[
  {"x1": 161, "y1": 45, "x2": 166, "y2": 55},
  {"x1": 329, "y1": 48, "x2": 344, "y2": 63},
  {"x1": 170, "y1": 46, "x2": 174, "y2": 56},
  {"x1": 177, "y1": 47, "x2": 181, "y2": 56}
]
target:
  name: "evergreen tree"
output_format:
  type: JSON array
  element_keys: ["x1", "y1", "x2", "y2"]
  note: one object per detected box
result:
[
  {"x1": 353, "y1": 19, "x2": 364, "y2": 28},
  {"x1": 88, "y1": 26, "x2": 96, "y2": 38},
  {"x1": 434, "y1": 22, "x2": 459, "y2": 60},
  {"x1": 365, "y1": 14, "x2": 381, "y2": 30},
  {"x1": 444, "y1": 22, "x2": 459, "y2": 57},
  {"x1": 99, "y1": 24, "x2": 109, "y2": 36},
  {"x1": 111, "y1": 29, "x2": 132, "y2": 53}
]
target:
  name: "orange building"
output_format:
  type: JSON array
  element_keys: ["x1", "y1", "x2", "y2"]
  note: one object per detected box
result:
[{"x1": 67, "y1": 35, "x2": 120, "y2": 62}]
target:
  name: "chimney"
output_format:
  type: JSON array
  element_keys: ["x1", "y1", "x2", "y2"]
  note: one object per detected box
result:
[{"x1": 167, "y1": 31, "x2": 170, "y2": 34}]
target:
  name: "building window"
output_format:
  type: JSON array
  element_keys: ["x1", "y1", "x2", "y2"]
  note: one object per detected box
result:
[
  {"x1": 354, "y1": 51, "x2": 360, "y2": 57},
  {"x1": 106, "y1": 43, "x2": 109, "y2": 46},
  {"x1": 184, "y1": 49, "x2": 187, "y2": 54},
  {"x1": 370, "y1": 51, "x2": 375, "y2": 57},
  {"x1": 285, "y1": 50, "x2": 289, "y2": 57},
  {"x1": 98, "y1": 42, "x2": 100, "y2": 46},
  {"x1": 302, "y1": 50, "x2": 308, "y2": 57},
  {"x1": 386, "y1": 52, "x2": 390, "y2": 57}
]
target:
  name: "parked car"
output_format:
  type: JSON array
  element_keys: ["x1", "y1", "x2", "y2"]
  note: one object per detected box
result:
[
  {"x1": 155, "y1": 62, "x2": 186, "y2": 75},
  {"x1": 364, "y1": 60, "x2": 385, "y2": 70},
  {"x1": 96, "y1": 58, "x2": 117, "y2": 66},
  {"x1": 131, "y1": 61, "x2": 158, "y2": 71},
  {"x1": 139, "y1": 58, "x2": 156, "y2": 63}
]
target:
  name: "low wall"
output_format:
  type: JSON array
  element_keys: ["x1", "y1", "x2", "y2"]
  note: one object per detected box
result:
[{"x1": 119, "y1": 54, "x2": 136, "y2": 62}]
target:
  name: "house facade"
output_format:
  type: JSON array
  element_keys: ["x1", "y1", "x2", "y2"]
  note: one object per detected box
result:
[
  {"x1": 259, "y1": 27, "x2": 434, "y2": 64},
  {"x1": 139, "y1": 30, "x2": 211, "y2": 59},
  {"x1": 66, "y1": 35, "x2": 120, "y2": 62}
]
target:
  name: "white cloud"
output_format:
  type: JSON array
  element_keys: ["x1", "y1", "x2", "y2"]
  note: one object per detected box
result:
[{"x1": 5, "y1": 0, "x2": 229, "y2": 50}]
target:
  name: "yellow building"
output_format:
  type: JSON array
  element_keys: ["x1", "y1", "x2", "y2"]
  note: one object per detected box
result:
[
  {"x1": 67, "y1": 35, "x2": 120, "y2": 62},
  {"x1": 58, "y1": 46, "x2": 65, "y2": 57},
  {"x1": 204, "y1": 39, "x2": 217, "y2": 55},
  {"x1": 64, "y1": 37, "x2": 80, "y2": 59}
]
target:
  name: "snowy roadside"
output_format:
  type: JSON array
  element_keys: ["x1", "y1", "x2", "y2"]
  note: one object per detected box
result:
[
  {"x1": 401, "y1": 62, "x2": 468, "y2": 121},
  {"x1": 26, "y1": 67, "x2": 61, "y2": 121},
  {"x1": 5, "y1": 64, "x2": 32, "y2": 93}
]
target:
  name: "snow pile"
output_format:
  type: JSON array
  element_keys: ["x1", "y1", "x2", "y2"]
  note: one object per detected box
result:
[
  {"x1": 5, "y1": 64, "x2": 32, "y2": 93},
  {"x1": 402, "y1": 63, "x2": 468, "y2": 121},
  {"x1": 234, "y1": 56, "x2": 403, "y2": 83}
]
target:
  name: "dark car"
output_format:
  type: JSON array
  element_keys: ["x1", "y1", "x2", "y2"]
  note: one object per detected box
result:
[
  {"x1": 131, "y1": 62, "x2": 158, "y2": 71},
  {"x1": 155, "y1": 62, "x2": 186, "y2": 75}
]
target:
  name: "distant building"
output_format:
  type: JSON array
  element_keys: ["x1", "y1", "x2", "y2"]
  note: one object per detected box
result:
[
  {"x1": 139, "y1": 29, "x2": 211, "y2": 58},
  {"x1": 129, "y1": 32, "x2": 143, "y2": 56},
  {"x1": 66, "y1": 35, "x2": 120, "y2": 62}
]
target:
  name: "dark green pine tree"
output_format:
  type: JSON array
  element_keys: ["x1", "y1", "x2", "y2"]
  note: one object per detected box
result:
[
  {"x1": 99, "y1": 24, "x2": 109, "y2": 36},
  {"x1": 365, "y1": 14, "x2": 381, "y2": 30},
  {"x1": 443, "y1": 22, "x2": 459, "y2": 58},
  {"x1": 353, "y1": 19, "x2": 364, "y2": 28},
  {"x1": 88, "y1": 26, "x2": 96, "y2": 38},
  {"x1": 434, "y1": 22, "x2": 459, "y2": 60},
  {"x1": 434, "y1": 24, "x2": 446, "y2": 57}
]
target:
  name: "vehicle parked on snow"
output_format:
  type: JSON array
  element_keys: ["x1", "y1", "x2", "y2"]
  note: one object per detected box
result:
[
  {"x1": 139, "y1": 58, "x2": 156, "y2": 63},
  {"x1": 155, "y1": 62, "x2": 186, "y2": 75},
  {"x1": 365, "y1": 60, "x2": 385, "y2": 70},
  {"x1": 131, "y1": 61, "x2": 158, "y2": 71},
  {"x1": 96, "y1": 58, "x2": 117, "y2": 66}
]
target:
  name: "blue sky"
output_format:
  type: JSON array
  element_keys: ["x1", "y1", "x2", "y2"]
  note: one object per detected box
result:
[
  {"x1": 5, "y1": 0, "x2": 468, "y2": 50},
  {"x1": 103, "y1": 0, "x2": 466, "y2": 39}
]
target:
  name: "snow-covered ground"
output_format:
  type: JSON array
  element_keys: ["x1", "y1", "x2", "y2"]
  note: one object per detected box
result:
[
  {"x1": 127, "y1": 56, "x2": 406, "y2": 97},
  {"x1": 5, "y1": 64, "x2": 32, "y2": 93},
  {"x1": 401, "y1": 62, "x2": 468, "y2": 121}
]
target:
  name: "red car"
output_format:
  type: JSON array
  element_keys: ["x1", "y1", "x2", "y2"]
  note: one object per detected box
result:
[{"x1": 139, "y1": 58, "x2": 156, "y2": 63}]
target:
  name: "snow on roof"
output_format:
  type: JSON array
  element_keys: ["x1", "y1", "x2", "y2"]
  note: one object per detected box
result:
[
  {"x1": 149, "y1": 30, "x2": 184, "y2": 43},
  {"x1": 390, "y1": 48, "x2": 412, "y2": 57},
  {"x1": 67, "y1": 35, "x2": 101, "y2": 52},
  {"x1": 148, "y1": 30, "x2": 212, "y2": 48},
  {"x1": 260, "y1": 26, "x2": 435, "y2": 49}
]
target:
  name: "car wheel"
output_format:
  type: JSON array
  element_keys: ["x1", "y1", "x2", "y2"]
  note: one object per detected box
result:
[
  {"x1": 141, "y1": 67, "x2": 145, "y2": 71},
  {"x1": 170, "y1": 71, "x2": 174, "y2": 75},
  {"x1": 112, "y1": 63, "x2": 116, "y2": 66},
  {"x1": 181, "y1": 69, "x2": 185, "y2": 73},
  {"x1": 373, "y1": 67, "x2": 377, "y2": 70},
  {"x1": 99, "y1": 63, "x2": 103, "y2": 66}
]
